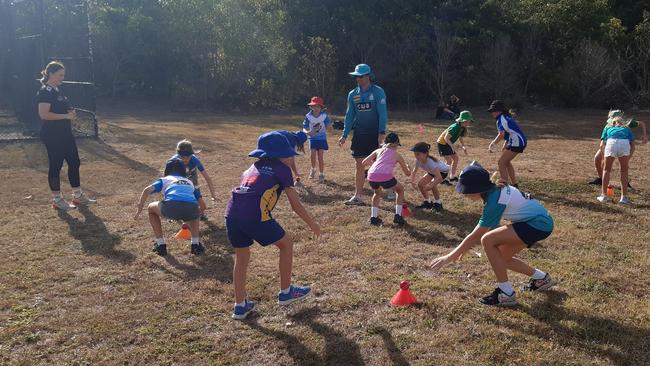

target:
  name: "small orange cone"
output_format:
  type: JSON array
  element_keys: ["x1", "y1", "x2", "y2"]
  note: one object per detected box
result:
[
  {"x1": 390, "y1": 280, "x2": 417, "y2": 306},
  {"x1": 175, "y1": 223, "x2": 192, "y2": 240},
  {"x1": 402, "y1": 203, "x2": 411, "y2": 217},
  {"x1": 606, "y1": 185, "x2": 615, "y2": 197}
]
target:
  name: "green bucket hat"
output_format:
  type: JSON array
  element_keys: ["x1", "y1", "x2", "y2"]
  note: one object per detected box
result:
[
  {"x1": 456, "y1": 110, "x2": 474, "y2": 123},
  {"x1": 608, "y1": 110, "x2": 624, "y2": 119}
]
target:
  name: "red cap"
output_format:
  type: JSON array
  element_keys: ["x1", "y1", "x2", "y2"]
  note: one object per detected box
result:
[{"x1": 307, "y1": 96, "x2": 325, "y2": 107}]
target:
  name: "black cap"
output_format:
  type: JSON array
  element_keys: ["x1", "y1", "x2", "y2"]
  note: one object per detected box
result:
[
  {"x1": 164, "y1": 158, "x2": 187, "y2": 177},
  {"x1": 410, "y1": 142, "x2": 431, "y2": 153},
  {"x1": 487, "y1": 100, "x2": 508, "y2": 113},
  {"x1": 455, "y1": 161, "x2": 496, "y2": 194},
  {"x1": 384, "y1": 132, "x2": 400, "y2": 145}
]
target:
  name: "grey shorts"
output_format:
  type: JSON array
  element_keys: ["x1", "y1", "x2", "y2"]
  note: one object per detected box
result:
[{"x1": 160, "y1": 201, "x2": 200, "y2": 221}]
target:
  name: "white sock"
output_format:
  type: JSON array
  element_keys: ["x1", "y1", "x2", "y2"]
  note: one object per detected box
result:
[
  {"x1": 281, "y1": 286, "x2": 291, "y2": 294},
  {"x1": 52, "y1": 191, "x2": 62, "y2": 199},
  {"x1": 371, "y1": 207, "x2": 379, "y2": 218},
  {"x1": 395, "y1": 204, "x2": 403, "y2": 216},
  {"x1": 498, "y1": 281, "x2": 514, "y2": 296},
  {"x1": 433, "y1": 199, "x2": 441, "y2": 204},
  {"x1": 72, "y1": 187, "x2": 82, "y2": 197},
  {"x1": 532, "y1": 269, "x2": 546, "y2": 280},
  {"x1": 191, "y1": 237, "x2": 199, "y2": 245},
  {"x1": 235, "y1": 300, "x2": 246, "y2": 307},
  {"x1": 155, "y1": 238, "x2": 165, "y2": 245},
  {"x1": 425, "y1": 197, "x2": 432, "y2": 203}
]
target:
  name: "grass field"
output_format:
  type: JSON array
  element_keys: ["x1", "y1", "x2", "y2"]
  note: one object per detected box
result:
[{"x1": 1, "y1": 104, "x2": 649, "y2": 365}]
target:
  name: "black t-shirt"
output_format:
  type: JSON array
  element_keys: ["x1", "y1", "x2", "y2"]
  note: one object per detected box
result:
[{"x1": 36, "y1": 84, "x2": 72, "y2": 135}]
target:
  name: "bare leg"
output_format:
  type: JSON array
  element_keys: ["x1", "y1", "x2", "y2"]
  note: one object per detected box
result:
[
  {"x1": 233, "y1": 248, "x2": 251, "y2": 303},
  {"x1": 417, "y1": 174, "x2": 434, "y2": 200},
  {"x1": 198, "y1": 197, "x2": 207, "y2": 214},
  {"x1": 619, "y1": 155, "x2": 630, "y2": 198},
  {"x1": 274, "y1": 235, "x2": 293, "y2": 290},
  {"x1": 601, "y1": 157, "x2": 615, "y2": 196},
  {"x1": 430, "y1": 180, "x2": 441, "y2": 201},
  {"x1": 498, "y1": 150, "x2": 519, "y2": 184},
  {"x1": 498, "y1": 243, "x2": 535, "y2": 276},
  {"x1": 481, "y1": 225, "x2": 527, "y2": 282},
  {"x1": 187, "y1": 219, "x2": 200, "y2": 238},
  {"x1": 594, "y1": 148, "x2": 604, "y2": 178},
  {"x1": 372, "y1": 188, "x2": 382, "y2": 208},
  {"x1": 394, "y1": 183, "x2": 404, "y2": 205},
  {"x1": 450, "y1": 153, "x2": 459, "y2": 177},
  {"x1": 310, "y1": 149, "x2": 317, "y2": 171},
  {"x1": 147, "y1": 202, "x2": 164, "y2": 238},
  {"x1": 354, "y1": 158, "x2": 366, "y2": 197},
  {"x1": 318, "y1": 150, "x2": 325, "y2": 174}
]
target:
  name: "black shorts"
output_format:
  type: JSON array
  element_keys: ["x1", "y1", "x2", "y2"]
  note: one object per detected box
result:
[
  {"x1": 351, "y1": 132, "x2": 379, "y2": 158},
  {"x1": 506, "y1": 145, "x2": 526, "y2": 153},
  {"x1": 160, "y1": 201, "x2": 200, "y2": 221},
  {"x1": 512, "y1": 222, "x2": 552, "y2": 247},
  {"x1": 369, "y1": 178, "x2": 398, "y2": 190},
  {"x1": 437, "y1": 143, "x2": 455, "y2": 156},
  {"x1": 428, "y1": 171, "x2": 449, "y2": 179}
]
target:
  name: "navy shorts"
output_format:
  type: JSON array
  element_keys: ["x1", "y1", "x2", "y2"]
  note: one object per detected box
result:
[
  {"x1": 351, "y1": 132, "x2": 379, "y2": 158},
  {"x1": 309, "y1": 139, "x2": 329, "y2": 151},
  {"x1": 369, "y1": 178, "x2": 398, "y2": 190},
  {"x1": 160, "y1": 201, "x2": 200, "y2": 221},
  {"x1": 225, "y1": 217, "x2": 286, "y2": 248},
  {"x1": 194, "y1": 188, "x2": 203, "y2": 199},
  {"x1": 506, "y1": 145, "x2": 526, "y2": 153},
  {"x1": 427, "y1": 171, "x2": 449, "y2": 179},
  {"x1": 512, "y1": 222, "x2": 552, "y2": 247},
  {"x1": 437, "y1": 143, "x2": 455, "y2": 156}
]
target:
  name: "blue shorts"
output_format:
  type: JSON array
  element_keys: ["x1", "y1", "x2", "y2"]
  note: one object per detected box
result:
[
  {"x1": 225, "y1": 217, "x2": 286, "y2": 248},
  {"x1": 309, "y1": 139, "x2": 329, "y2": 151},
  {"x1": 512, "y1": 222, "x2": 552, "y2": 247},
  {"x1": 194, "y1": 188, "x2": 203, "y2": 198},
  {"x1": 506, "y1": 145, "x2": 526, "y2": 153}
]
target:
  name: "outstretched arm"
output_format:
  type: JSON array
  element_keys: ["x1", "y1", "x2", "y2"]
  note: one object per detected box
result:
[
  {"x1": 285, "y1": 187, "x2": 321, "y2": 238},
  {"x1": 430, "y1": 224, "x2": 489, "y2": 270},
  {"x1": 134, "y1": 185, "x2": 155, "y2": 219},
  {"x1": 361, "y1": 151, "x2": 378, "y2": 167},
  {"x1": 199, "y1": 170, "x2": 217, "y2": 201},
  {"x1": 397, "y1": 153, "x2": 411, "y2": 176}
]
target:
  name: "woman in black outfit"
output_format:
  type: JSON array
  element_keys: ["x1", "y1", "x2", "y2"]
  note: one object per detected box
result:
[{"x1": 37, "y1": 61, "x2": 95, "y2": 210}]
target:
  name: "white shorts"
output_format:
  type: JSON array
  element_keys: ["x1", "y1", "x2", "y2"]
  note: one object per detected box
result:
[{"x1": 604, "y1": 138, "x2": 630, "y2": 158}]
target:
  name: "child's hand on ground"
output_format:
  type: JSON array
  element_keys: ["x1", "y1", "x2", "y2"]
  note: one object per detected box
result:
[
  {"x1": 309, "y1": 222, "x2": 321, "y2": 239},
  {"x1": 134, "y1": 208, "x2": 142, "y2": 220},
  {"x1": 338, "y1": 136, "x2": 346, "y2": 146},
  {"x1": 430, "y1": 252, "x2": 460, "y2": 270},
  {"x1": 488, "y1": 142, "x2": 495, "y2": 152}
]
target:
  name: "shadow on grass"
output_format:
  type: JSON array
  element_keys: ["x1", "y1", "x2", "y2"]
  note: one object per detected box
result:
[
  {"x1": 496, "y1": 290, "x2": 650, "y2": 365},
  {"x1": 155, "y1": 220, "x2": 233, "y2": 282},
  {"x1": 82, "y1": 139, "x2": 160, "y2": 176},
  {"x1": 245, "y1": 307, "x2": 365, "y2": 366},
  {"x1": 57, "y1": 205, "x2": 135, "y2": 264},
  {"x1": 372, "y1": 327, "x2": 410, "y2": 366}
]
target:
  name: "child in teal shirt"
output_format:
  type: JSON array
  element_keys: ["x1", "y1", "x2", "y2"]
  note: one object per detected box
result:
[{"x1": 598, "y1": 117, "x2": 635, "y2": 204}]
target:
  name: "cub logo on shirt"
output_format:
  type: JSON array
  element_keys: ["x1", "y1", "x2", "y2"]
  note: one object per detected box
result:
[
  {"x1": 356, "y1": 102, "x2": 372, "y2": 112},
  {"x1": 312, "y1": 122, "x2": 322, "y2": 133}
]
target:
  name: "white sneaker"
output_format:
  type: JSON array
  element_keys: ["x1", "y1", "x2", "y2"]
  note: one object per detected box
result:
[
  {"x1": 344, "y1": 195, "x2": 363, "y2": 206},
  {"x1": 308, "y1": 169, "x2": 316, "y2": 179},
  {"x1": 72, "y1": 192, "x2": 96, "y2": 205},
  {"x1": 318, "y1": 174, "x2": 325, "y2": 183},
  {"x1": 53, "y1": 197, "x2": 76, "y2": 211},
  {"x1": 619, "y1": 196, "x2": 631, "y2": 205},
  {"x1": 596, "y1": 195, "x2": 609, "y2": 203}
]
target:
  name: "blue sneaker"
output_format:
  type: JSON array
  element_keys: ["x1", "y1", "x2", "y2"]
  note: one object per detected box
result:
[
  {"x1": 278, "y1": 285, "x2": 311, "y2": 305},
  {"x1": 232, "y1": 300, "x2": 255, "y2": 320}
]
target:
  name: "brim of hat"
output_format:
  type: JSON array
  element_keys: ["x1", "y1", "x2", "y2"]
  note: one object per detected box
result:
[
  {"x1": 248, "y1": 149, "x2": 298, "y2": 158},
  {"x1": 456, "y1": 117, "x2": 473, "y2": 123},
  {"x1": 349, "y1": 71, "x2": 369, "y2": 76},
  {"x1": 307, "y1": 102, "x2": 324, "y2": 106},
  {"x1": 487, "y1": 107, "x2": 499, "y2": 112},
  {"x1": 455, "y1": 181, "x2": 495, "y2": 194}
]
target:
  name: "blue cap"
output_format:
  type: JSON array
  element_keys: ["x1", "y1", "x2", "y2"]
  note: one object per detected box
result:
[
  {"x1": 455, "y1": 162, "x2": 495, "y2": 194},
  {"x1": 349, "y1": 63, "x2": 372, "y2": 76},
  {"x1": 249, "y1": 131, "x2": 298, "y2": 158}
]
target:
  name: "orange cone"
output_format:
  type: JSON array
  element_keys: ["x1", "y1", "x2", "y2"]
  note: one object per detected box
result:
[
  {"x1": 390, "y1": 280, "x2": 417, "y2": 306},
  {"x1": 402, "y1": 203, "x2": 411, "y2": 217},
  {"x1": 175, "y1": 223, "x2": 192, "y2": 240},
  {"x1": 606, "y1": 185, "x2": 615, "y2": 197}
]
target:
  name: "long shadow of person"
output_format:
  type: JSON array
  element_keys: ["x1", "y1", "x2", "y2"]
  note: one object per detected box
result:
[
  {"x1": 371, "y1": 327, "x2": 410, "y2": 366},
  {"x1": 57, "y1": 205, "x2": 135, "y2": 264},
  {"x1": 493, "y1": 290, "x2": 650, "y2": 365},
  {"x1": 244, "y1": 317, "x2": 322, "y2": 366}
]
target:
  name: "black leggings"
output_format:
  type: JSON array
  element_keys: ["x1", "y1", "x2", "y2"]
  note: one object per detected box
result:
[{"x1": 42, "y1": 133, "x2": 81, "y2": 191}]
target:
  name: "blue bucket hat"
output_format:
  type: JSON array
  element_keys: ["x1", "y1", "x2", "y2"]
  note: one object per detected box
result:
[
  {"x1": 278, "y1": 130, "x2": 307, "y2": 149},
  {"x1": 349, "y1": 63, "x2": 372, "y2": 77},
  {"x1": 249, "y1": 131, "x2": 298, "y2": 158},
  {"x1": 455, "y1": 161, "x2": 496, "y2": 194}
]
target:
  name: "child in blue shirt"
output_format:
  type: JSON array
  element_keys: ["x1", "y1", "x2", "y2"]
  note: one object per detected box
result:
[
  {"x1": 135, "y1": 158, "x2": 204, "y2": 256},
  {"x1": 171, "y1": 140, "x2": 217, "y2": 221},
  {"x1": 430, "y1": 162, "x2": 555, "y2": 307},
  {"x1": 597, "y1": 117, "x2": 635, "y2": 204},
  {"x1": 303, "y1": 96, "x2": 333, "y2": 183},
  {"x1": 487, "y1": 100, "x2": 527, "y2": 188}
]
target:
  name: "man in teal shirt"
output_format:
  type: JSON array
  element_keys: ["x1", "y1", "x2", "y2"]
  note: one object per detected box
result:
[{"x1": 338, "y1": 64, "x2": 389, "y2": 205}]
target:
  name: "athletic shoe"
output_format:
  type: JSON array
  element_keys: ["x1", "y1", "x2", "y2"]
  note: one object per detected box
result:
[
  {"x1": 318, "y1": 174, "x2": 325, "y2": 183},
  {"x1": 588, "y1": 177, "x2": 602, "y2": 185},
  {"x1": 191, "y1": 243, "x2": 205, "y2": 255},
  {"x1": 597, "y1": 195, "x2": 610, "y2": 203},
  {"x1": 393, "y1": 214, "x2": 406, "y2": 226},
  {"x1": 278, "y1": 285, "x2": 311, "y2": 305},
  {"x1": 448, "y1": 176, "x2": 459, "y2": 182},
  {"x1": 200, "y1": 213, "x2": 209, "y2": 221},
  {"x1": 71, "y1": 193, "x2": 96, "y2": 205},
  {"x1": 53, "y1": 197, "x2": 76, "y2": 211},
  {"x1": 479, "y1": 288, "x2": 517, "y2": 307},
  {"x1": 619, "y1": 196, "x2": 631, "y2": 205},
  {"x1": 441, "y1": 179, "x2": 453, "y2": 186},
  {"x1": 344, "y1": 195, "x2": 363, "y2": 206},
  {"x1": 370, "y1": 217, "x2": 383, "y2": 226},
  {"x1": 416, "y1": 201, "x2": 434, "y2": 209},
  {"x1": 308, "y1": 169, "x2": 316, "y2": 179},
  {"x1": 294, "y1": 180, "x2": 304, "y2": 188},
  {"x1": 432, "y1": 202, "x2": 443, "y2": 211},
  {"x1": 628, "y1": 181, "x2": 633, "y2": 190},
  {"x1": 152, "y1": 242, "x2": 167, "y2": 256},
  {"x1": 523, "y1": 274, "x2": 555, "y2": 292},
  {"x1": 232, "y1": 300, "x2": 256, "y2": 320}
]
